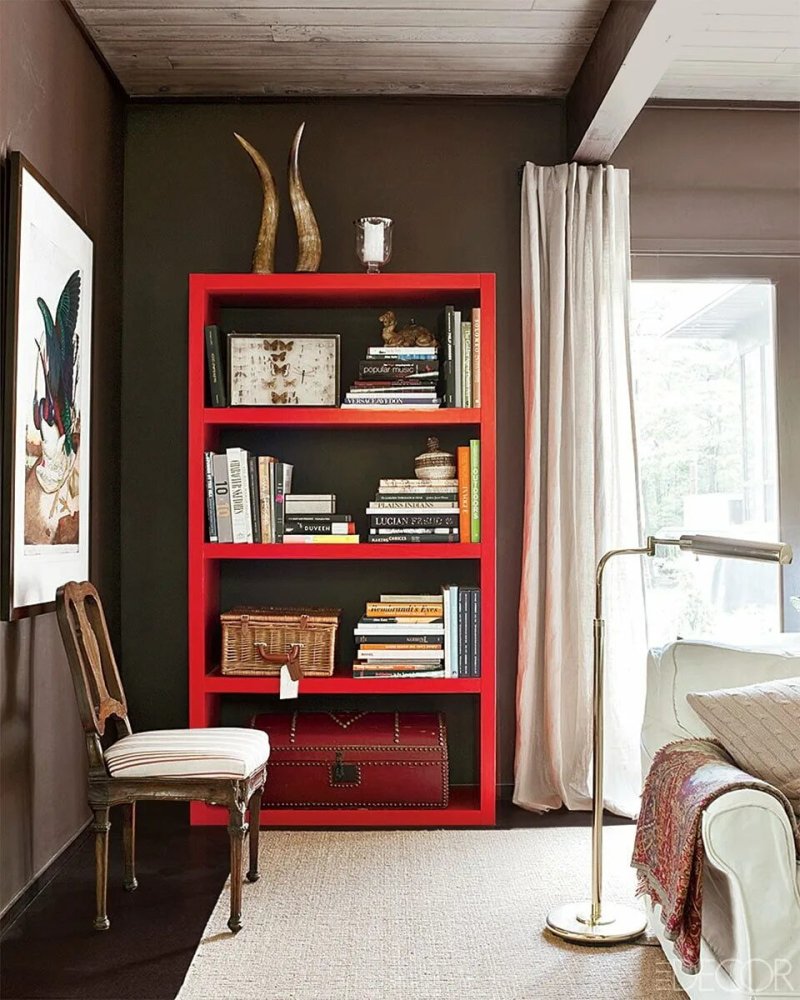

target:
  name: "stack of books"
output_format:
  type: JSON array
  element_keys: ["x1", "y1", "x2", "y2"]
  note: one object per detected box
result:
[
  {"x1": 283, "y1": 493, "x2": 359, "y2": 544},
  {"x1": 352, "y1": 589, "x2": 481, "y2": 678},
  {"x1": 367, "y1": 478, "x2": 460, "y2": 543},
  {"x1": 441, "y1": 305, "x2": 480, "y2": 408},
  {"x1": 204, "y1": 450, "x2": 358, "y2": 543},
  {"x1": 353, "y1": 595, "x2": 446, "y2": 678},
  {"x1": 341, "y1": 346, "x2": 441, "y2": 409}
]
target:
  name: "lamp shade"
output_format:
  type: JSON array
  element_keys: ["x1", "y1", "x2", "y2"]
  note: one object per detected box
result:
[{"x1": 678, "y1": 534, "x2": 793, "y2": 564}]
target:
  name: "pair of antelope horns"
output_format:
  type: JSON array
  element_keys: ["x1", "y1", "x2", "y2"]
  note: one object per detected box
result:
[{"x1": 234, "y1": 123, "x2": 321, "y2": 274}]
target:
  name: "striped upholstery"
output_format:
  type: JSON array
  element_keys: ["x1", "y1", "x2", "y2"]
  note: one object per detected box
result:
[{"x1": 104, "y1": 728, "x2": 269, "y2": 779}]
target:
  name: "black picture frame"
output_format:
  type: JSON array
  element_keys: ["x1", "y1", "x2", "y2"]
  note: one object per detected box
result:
[{"x1": 1, "y1": 152, "x2": 95, "y2": 620}]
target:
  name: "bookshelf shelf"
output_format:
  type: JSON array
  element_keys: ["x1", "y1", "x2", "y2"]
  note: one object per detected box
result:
[
  {"x1": 203, "y1": 542, "x2": 482, "y2": 560},
  {"x1": 191, "y1": 785, "x2": 482, "y2": 828},
  {"x1": 204, "y1": 407, "x2": 482, "y2": 428},
  {"x1": 188, "y1": 273, "x2": 496, "y2": 828},
  {"x1": 203, "y1": 667, "x2": 482, "y2": 695}
]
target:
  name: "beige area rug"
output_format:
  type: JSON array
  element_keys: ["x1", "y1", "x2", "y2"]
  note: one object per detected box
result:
[{"x1": 177, "y1": 825, "x2": 684, "y2": 1000}]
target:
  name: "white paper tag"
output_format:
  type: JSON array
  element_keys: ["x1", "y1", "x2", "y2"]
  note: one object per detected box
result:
[{"x1": 279, "y1": 664, "x2": 299, "y2": 700}]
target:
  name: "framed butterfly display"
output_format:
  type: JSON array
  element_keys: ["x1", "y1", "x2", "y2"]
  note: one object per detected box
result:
[
  {"x1": 2, "y1": 153, "x2": 94, "y2": 620},
  {"x1": 227, "y1": 333, "x2": 340, "y2": 407}
]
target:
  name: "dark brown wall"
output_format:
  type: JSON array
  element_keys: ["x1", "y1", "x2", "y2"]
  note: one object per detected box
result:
[
  {"x1": 614, "y1": 106, "x2": 800, "y2": 620},
  {"x1": 0, "y1": 1, "x2": 123, "y2": 913},
  {"x1": 121, "y1": 99, "x2": 565, "y2": 788}
]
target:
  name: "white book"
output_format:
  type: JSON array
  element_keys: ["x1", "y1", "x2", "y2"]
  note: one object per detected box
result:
[
  {"x1": 379, "y1": 479, "x2": 457, "y2": 489},
  {"x1": 449, "y1": 586, "x2": 459, "y2": 677},
  {"x1": 367, "y1": 506, "x2": 459, "y2": 514},
  {"x1": 226, "y1": 448, "x2": 252, "y2": 543},
  {"x1": 285, "y1": 493, "x2": 334, "y2": 501},
  {"x1": 379, "y1": 594, "x2": 443, "y2": 602},
  {"x1": 353, "y1": 670, "x2": 446, "y2": 679},
  {"x1": 453, "y1": 309, "x2": 462, "y2": 407},
  {"x1": 366, "y1": 346, "x2": 438, "y2": 356},
  {"x1": 358, "y1": 649, "x2": 445, "y2": 661},
  {"x1": 462, "y1": 321, "x2": 472, "y2": 408},
  {"x1": 442, "y1": 585, "x2": 453, "y2": 677},
  {"x1": 354, "y1": 623, "x2": 445, "y2": 635}
]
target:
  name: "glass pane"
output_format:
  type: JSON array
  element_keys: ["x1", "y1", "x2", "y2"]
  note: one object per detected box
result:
[{"x1": 630, "y1": 281, "x2": 780, "y2": 646}]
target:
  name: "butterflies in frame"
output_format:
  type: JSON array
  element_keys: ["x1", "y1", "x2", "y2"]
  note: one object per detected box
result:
[{"x1": 227, "y1": 332, "x2": 340, "y2": 408}]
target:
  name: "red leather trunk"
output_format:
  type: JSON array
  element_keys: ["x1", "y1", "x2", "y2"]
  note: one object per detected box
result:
[{"x1": 250, "y1": 711, "x2": 449, "y2": 808}]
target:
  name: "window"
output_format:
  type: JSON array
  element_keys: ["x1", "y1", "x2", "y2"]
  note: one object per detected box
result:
[{"x1": 630, "y1": 280, "x2": 780, "y2": 646}]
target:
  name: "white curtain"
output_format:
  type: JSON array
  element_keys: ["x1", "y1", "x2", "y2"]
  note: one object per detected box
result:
[{"x1": 514, "y1": 162, "x2": 647, "y2": 818}]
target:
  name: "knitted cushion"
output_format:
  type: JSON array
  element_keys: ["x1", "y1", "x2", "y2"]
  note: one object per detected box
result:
[{"x1": 687, "y1": 677, "x2": 800, "y2": 815}]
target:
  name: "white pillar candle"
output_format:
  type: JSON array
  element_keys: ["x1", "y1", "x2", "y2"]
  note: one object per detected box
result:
[{"x1": 362, "y1": 221, "x2": 384, "y2": 262}]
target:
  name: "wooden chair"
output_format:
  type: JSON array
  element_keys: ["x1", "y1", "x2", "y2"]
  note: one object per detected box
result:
[{"x1": 56, "y1": 581, "x2": 269, "y2": 933}]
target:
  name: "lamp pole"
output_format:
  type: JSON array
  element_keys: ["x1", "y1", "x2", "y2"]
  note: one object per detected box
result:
[{"x1": 546, "y1": 533, "x2": 792, "y2": 944}]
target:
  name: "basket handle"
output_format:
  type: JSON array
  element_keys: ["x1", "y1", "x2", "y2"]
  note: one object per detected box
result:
[{"x1": 255, "y1": 642, "x2": 303, "y2": 682}]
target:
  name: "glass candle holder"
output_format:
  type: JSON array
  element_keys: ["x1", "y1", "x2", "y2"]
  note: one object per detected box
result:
[{"x1": 355, "y1": 217, "x2": 393, "y2": 274}]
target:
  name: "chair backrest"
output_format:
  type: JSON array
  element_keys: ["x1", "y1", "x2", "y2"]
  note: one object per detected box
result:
[{"x1": 56, "y1": 583, "x2": 132, "y2": 769}]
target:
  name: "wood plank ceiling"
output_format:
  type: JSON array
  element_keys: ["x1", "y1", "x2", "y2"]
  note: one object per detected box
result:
[{"x1": 70, "y1": 0, "x2": 800, "y2": 102}]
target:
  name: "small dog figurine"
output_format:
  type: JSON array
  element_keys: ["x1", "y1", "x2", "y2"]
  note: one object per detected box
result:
[{"x1": 379, "y1": 311, "x2": 438, "y2": 348}]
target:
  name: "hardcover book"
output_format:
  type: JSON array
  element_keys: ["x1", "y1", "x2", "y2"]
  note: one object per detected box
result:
[
  {"x1": 226, "y1": 448, "x2": 252, "y2": 543},
  {"x1": 204, "y1": 452, "x2": 218, "y2": 542},
  {"x1": 212, "y1": 453, "x2": 233, "y2": 544},
  {"x1": 204, "y1": 324, "x2": 226, "y2": 407}
]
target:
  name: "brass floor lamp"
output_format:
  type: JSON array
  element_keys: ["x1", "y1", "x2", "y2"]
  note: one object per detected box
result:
[{"x1": 546, "y1": 533, "x2": 793, "y2": 945}]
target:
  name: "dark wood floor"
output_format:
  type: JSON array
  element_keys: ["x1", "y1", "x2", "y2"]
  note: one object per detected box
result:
[{"x1": 0, "y1": 800, "x2": 631, "y2": 1000}]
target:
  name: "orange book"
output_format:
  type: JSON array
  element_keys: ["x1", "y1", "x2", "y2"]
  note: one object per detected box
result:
[{"x1": 457, "y1": 446, "x2": 470, "y2": 543}]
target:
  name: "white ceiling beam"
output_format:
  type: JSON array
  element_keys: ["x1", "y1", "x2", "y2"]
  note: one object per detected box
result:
[{"x1": 566, "y1": 0, "x2": 698, "y2": 163}]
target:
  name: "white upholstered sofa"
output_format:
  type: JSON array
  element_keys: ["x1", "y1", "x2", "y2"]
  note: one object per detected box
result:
[{"x1": 641, "y1": 637, "x2": 800, "y2": 999}]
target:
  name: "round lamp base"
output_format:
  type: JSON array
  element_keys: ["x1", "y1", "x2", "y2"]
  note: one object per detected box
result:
[{"x1": 545, "y1": 902, "x2": 647, "y2": 944}]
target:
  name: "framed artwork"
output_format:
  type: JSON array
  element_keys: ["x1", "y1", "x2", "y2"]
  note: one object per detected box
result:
[
  {"x1": 227, "y1": 333, "x2": 340, "y2": 407},
  {"x1": 2, "y1": 153, "x2": 94, "y2": 620}
]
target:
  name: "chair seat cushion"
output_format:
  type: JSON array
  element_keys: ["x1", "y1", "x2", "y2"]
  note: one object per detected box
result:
[{"x1": 104, "y1": 728, "x2": 269, "y2": 779}]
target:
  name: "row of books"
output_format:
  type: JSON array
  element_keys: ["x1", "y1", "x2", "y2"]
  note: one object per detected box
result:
[
  {"x1": 204, "y1": 450, "x2": 360, "y2": 543},
  {"x1": 341, "y1": 345, "x2": 441, "y2": 410},
  {"x1": 352, "y1": 590, "x2": 481, "y2": 679},
  {"x1": 442, "y1": 306, "x2": 480, "y2": 408}
]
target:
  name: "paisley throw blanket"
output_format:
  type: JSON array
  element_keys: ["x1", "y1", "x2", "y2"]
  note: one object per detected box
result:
[{"x1": 632, "y1": 738, "x2": 800, "y2": 975}]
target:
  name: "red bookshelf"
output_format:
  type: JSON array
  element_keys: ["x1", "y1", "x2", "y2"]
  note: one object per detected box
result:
[{"x1": 188, "y1": 273, "x2": 496, "y2": 827}]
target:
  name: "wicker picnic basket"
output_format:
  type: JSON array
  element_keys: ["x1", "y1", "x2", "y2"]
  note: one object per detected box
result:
[{"x1": 220, "y1": 606, "x2": 341, "y2": 677}]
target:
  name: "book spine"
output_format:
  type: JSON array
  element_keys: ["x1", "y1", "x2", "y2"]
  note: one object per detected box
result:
[
  {"x1": 285, "y1": 514, "x2": 352, "y2": 523},
  {"x1": 204, "y1": 452, "x2": 218, "y2": 542},
  {"x1": 367, "y1": 347, "x2": 438, "y2": 357},
  {"x1": 469, "y1": 439, "x2": 481, "y2": 543},
  {"x1": 283, "y1": 535, "x2": 360, "y2": 544},
  {"x1": 247, "y1": 455, "x2": 261, "y2": 544},
  {"x1": 359, "y1": 361, "x2": 439, "y2": 377},
  {"x1": 366, "y1": 603, "x2": 443, "y2": 617},
  {"x1": 367, "y1": 533, "x2": 458, "y2": 544},
  {"x1": 257, "y1": 457, "x2": 272, "y2": 544},
  {"x1": 369, "y1": 514, "x2": 459, "y2": 528},
  {"x1": 274, "y1": 462, "x2": 286, "y2": 542},
  {"x1": 471, "y1": 587, "x2": 481, "y2": 678},
  {"x1": 462, "y1": 320, "x2": 472, "y2": 408},
  {"x1": 453, "y1": 309, "x2": 462, "y2": 407},
  {"x1": 457, "y1": 446, "x2": 470, "y2": 544},
  {"x1": 458, "y1": 588, "x2": 469, "y2": 679},
  {"x1": 442, "y1": 585, "x2": 452, "y2": 677},
  {"x1": 443, "y1": 306, "x2": 456, "y2": 408},
  {"x1": 376, "y1": 492, "x2": 457, "y2": 502},
  {"x1": 212, "y1": 454, "x2": 233, "y2": 543},
  {"x1": 283, "y1": 521, "x2": 354, "y2": 535},
  {"x1": 204, "y1": 325, "x2": 226, "y2": 407},
  {"x1": 226, "y1": 448, "x2": 250, "y2": 543},
  {"x1": 450, "y1": 587, "x2": 460, "y2": 678},
  {"x1": 367, "y1": 504, "x2": 458, "y2": 511},
  {"x1": 471, "y1": 307, "x2": 481, "y2": 408},
  {"x1": 379, "y1": 479, "x2": 457, "y2": 488}
]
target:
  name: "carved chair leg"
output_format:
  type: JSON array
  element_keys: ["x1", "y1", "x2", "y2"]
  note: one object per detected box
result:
[
  {"x1": 92, "y1": 807, "x2": 111, "y2": 931},
  {"x1": 246, "y1": 785, "x2": 263, "y2": 883},
  {"x1": 122, "y1": 802, "x2": 138, "y2": 891},
  {"x1": 227, "y1": 804, "x2": 248, "y2": 933}
]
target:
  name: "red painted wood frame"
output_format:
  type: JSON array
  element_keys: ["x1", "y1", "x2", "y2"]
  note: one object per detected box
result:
[{"x1": 187, "y1": 273, "x2": 496, "y2": 827}]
